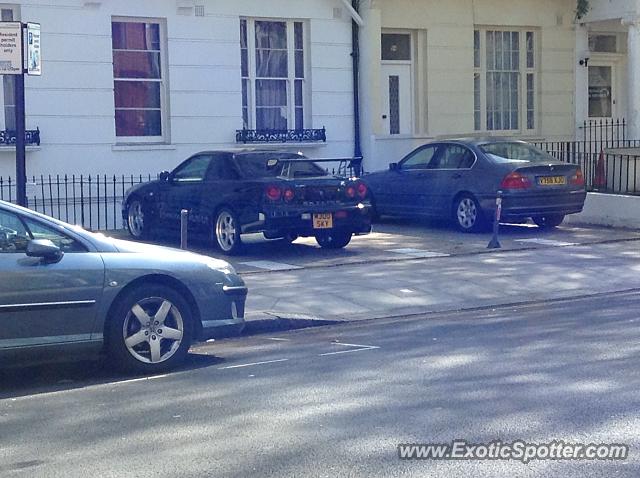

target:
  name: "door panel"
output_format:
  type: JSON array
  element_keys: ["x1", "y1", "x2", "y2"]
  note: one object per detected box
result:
[
  {"x1": 0, "y1": 209, "x2": 105, "y2": 348},
  {"x1": 382, "y1": 145, "x2": 441, "y2": 216},
  {"x1": 381, "y1": 64, "x2": 412, "y2": 135},
  {"x1": 427, "y1": 144, "x2": 477, "y2": 214}
]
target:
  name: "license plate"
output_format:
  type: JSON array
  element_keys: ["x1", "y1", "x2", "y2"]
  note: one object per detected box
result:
[
  {"x1": 313, "y1": 213, "x2": 333, "y2": 229},
  {"x1": 538, "y1": 176, "x2": 566, "y2": 186}
]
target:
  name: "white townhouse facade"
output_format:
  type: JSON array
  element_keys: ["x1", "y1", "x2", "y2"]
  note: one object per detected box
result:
[
  {"x1": 575, "y1": 0, "x2": 640, "y2": 139},
  {"x1": 357, "y1": 0, "x2": 580, "y2": 171},
  {"x1": 0, "y1": 0, "x2": 637, "y2": 180},
  {"x1": 0, "y1": 0, "x2": 357, "y2": 178}
]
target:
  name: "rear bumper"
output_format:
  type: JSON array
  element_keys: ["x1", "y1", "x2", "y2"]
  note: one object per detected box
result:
[
  {"x1": 479, "y1": 190, "x2": 587, "y2": 219},
  {"x1": 242, "y1": 203, "x2": 373, "y2": 237}
]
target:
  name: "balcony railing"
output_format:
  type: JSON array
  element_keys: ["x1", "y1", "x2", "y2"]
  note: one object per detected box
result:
[
  {"x1": 0, "y1": 128, "x2": 40, "y2": 146},
  {"x1": 236, "y1": 127, "x2": 326, "y2": 144}
]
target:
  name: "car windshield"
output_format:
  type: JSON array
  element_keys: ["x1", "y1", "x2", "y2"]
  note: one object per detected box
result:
[
  {"x1": 480, "y1": 142, "x2": 556, "y2": 163},
  {"x1": 236, "y1": 153, "x2": 329, "y2": 179}
]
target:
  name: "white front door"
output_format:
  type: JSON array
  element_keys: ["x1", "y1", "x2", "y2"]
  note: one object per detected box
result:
[{"x1": 381, "y1": 63, "x2": 412, "y2": 135}]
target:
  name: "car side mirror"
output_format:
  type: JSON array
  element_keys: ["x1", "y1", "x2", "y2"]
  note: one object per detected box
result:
[
  {"x1": 26, "y1": 239, "x2": 63, "y2": 262},
  {"x1": 159, "y1": 171, "x2": 170, "y2": 182},
  {"x1": 389, "y1": 162, "x2": 400, "y2": 172}
]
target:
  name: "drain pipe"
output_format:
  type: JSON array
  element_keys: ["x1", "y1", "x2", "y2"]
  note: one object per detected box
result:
[{"x1": 351, "y1": 0, "x2": 363, "y2": 176}]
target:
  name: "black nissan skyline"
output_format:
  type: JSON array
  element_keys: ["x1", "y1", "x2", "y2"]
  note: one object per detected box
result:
[{"x1": 122, "y1": 150, "x2": 372, "y2": 254}]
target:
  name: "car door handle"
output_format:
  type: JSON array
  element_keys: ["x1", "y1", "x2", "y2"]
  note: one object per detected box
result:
[{"x1": 452, "y1": 173, "x2": 462, "y2": 179}]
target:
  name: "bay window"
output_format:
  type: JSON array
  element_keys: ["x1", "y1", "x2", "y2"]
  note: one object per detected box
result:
[
  {"x1": 112, "y1": 18, "x2": 167, "y2": 142},
  {"x1": 474, "y1": 28, "x2": 537, "y2": 132},
  {"x1": 240, "y1": 19, "x2": 306, "y2": 131}
]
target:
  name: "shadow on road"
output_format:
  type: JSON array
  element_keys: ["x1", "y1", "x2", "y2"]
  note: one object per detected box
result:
[{"x1": 0, "y1": 351, "x2": 225, "y2": 400}]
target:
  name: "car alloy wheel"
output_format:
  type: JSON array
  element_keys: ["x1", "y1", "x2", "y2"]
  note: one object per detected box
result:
[
  {"x1": 123, "y1": 297, "x2": 184, "y2": 365},
  {"x1": 454, "y1": 195, "x2": 484, "y2": 232},
  {"x1": 127, "y1": 199, "x2": 146, "y2": 238},
  {"x1": 215, "y1": 208, "x2": 242, "y2": 254},
  {"x1": 107, "y1": 284, "x2": 193, "y2": 373}
]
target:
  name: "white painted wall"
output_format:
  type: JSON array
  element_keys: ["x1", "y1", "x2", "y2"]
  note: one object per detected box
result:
[
  {"x1": 0, "y1": 0, "x2": 356, "y2": 179},
  {"x1": 565, "y1": 191, "x2": 640, "y2": 228},
  {"x1": 581, "y1": 0, "x2": 639, "y2": 23}
]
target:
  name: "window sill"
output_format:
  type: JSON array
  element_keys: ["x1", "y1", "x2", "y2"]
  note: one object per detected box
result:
[
  {"x1": 0, "y1": 146, "x2": 42, "y2": 153},
  {"x1": 112, "y1": 144, "x2": 177, "y2": 152}
]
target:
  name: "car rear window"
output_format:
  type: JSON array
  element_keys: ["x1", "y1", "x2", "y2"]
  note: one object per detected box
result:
[
  {"x1": 480, "y1": 142, "x2": 556, "y2": 163},
  {"x1": 236, "y1": 153, "x2": 329, "y2": 178}
]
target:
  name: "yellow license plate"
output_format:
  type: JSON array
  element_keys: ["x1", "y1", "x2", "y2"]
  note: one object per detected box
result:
[
  {"x1": 313, "y1": 213, "x2": 333, "y2": 229},
  {"x1": 538, "y1": 176, "x2": 566, "y2": 186}
]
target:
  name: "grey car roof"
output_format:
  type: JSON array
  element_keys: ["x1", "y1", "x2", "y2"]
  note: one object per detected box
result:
[
  {"x1": 431, "y1": 137, "x2": 530, "y2": 147},
  {"x1": 189, "y1": 149, "x2": 305, "y2": 157}
]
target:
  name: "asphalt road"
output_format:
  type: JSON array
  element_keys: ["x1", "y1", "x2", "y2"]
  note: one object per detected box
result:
[{"x1": 2, "y1": 292, "x2": 640, "y2": 477}]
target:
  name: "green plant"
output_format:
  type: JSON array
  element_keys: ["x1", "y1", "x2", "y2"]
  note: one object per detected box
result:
[{"x1": 576, "y1": 0, "x2": 590, "y2": 20}]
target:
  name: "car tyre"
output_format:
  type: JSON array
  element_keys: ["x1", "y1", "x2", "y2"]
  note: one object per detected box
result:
[
  {"x1": 126, "y1": 197, "x2": 152, "y2": 240},
  {"x1": 214, "y1": 208, "x2": 243, "y2": 255},
  {"x1": 315, "y1": 230, "x2": 352, "y2": 249},
  {"x1": 532, "y1": 214, "x2": 565, "y2": 229},
  {"x1": 453, "y1": 194, "x2": 486, "y2": 233},
  {"x1": 106, "y1": 284, "x2": 193, "y2": 374}
]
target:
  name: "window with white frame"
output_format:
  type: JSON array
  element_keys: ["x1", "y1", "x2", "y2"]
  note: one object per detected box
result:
[
  {"x1": 240, "y1": 19, "x2": 306, "y2": 131},
  {"x1": 474, "y1": 29, "x2": 537, "y2": 132},
  {"x1": 111, "y1": 18, "x2": 168, "y2": 142}
]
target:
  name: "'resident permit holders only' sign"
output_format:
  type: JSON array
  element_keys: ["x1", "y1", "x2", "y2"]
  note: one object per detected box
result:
[{"x1": 0, "y1": 21, "x2": 23, "y2": 75}]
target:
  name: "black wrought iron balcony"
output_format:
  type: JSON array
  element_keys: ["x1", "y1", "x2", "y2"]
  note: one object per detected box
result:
[
  {"x1": 0, "y1": 128, "x2": 40, "y2": 146},
  {"x1": 236, "y1": 127, "x2": 326, "y2": 144}
]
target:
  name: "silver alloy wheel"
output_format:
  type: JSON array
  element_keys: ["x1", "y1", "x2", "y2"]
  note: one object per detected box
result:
[
  {"x1": 122, "y1": 297, "x2": 184, "y2": 364},
  {"x1": 127, "y1": 200, "x2": 145, "y2": 238},
  {"x1": 216, "y1": 210, "x2": 237, "y2": 252},
  {"x1": 456, "y1": 197, "x2": 478, "y2": 230}
]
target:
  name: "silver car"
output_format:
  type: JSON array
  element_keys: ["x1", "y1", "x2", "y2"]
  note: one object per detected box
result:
[{"x1": 0, "y1": 200, "x2": 247, "y2": 373}]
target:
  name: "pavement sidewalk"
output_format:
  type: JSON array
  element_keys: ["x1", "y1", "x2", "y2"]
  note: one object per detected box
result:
[{"x1": 242, "y1": 239, "x2": 640, "y2": 332}]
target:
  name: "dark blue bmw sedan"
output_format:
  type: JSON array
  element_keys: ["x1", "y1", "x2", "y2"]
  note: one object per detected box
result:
[{"x1": 363, "y1": 139, "x2": 587, "y2": 232}]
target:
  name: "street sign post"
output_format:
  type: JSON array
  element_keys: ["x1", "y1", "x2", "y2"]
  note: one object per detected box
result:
[{"x1": 0, "y1": 21, "x2": 40, "y2": 207}]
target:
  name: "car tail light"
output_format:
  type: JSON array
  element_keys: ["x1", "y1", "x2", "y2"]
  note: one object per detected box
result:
[
  {"x1": 265, "y1": 185, "x2": 282, "y2": 201},
  {"x1": 356, "y1": 182, "x2": 368, "y2": 199},
  {"x1": 500, "y1": 172, "x2": 532, "y2": 190},
  {"x1": 570, "y1": 169, "x2": 585, "y2": 186},
  {"x1": 345, "y1": 185, "x2": 356, "y2": 199},
  {"x1": 283, "y1": 188, "x2": 295, "y2": 202}
]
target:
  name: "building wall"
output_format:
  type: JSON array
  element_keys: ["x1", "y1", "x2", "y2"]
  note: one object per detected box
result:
[
  {"x1": 361, "y1": 0, "x2": 577, "y2": 172},
  {"x1": 0, "y1": 0, "x2": 355, "y2": 178}
]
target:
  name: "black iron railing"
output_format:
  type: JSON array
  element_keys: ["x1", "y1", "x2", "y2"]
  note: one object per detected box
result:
[
  {"x1": 0, "y1": 174, "x2": 154, "y2": 231},
  {"x1": 236, "y1": 127, "x2": 326, "y2": 144},
  {"x1": 0, "y1": 128, "x2": 40, "y2": 146},
  {"x1": 579, "y1": 118, "x2": 626, "y2": 145},
  {"x1": 531, "y1": 119, "x2": 640, "y2": 194},
  {"x1": 532, "y1": 141, "x2": 640, "y2": 195}
]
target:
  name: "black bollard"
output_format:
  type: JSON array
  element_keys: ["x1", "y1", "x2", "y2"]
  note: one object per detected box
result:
[
  {"x1": 180, "y1": 209, "x2": 189, "y2": 250},
  {"x1": 487, "y1": 190, "x2": 502, "y2": 249}
]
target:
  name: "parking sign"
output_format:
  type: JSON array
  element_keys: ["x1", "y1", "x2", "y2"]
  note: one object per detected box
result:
[
  {"x1": 27, "y1": 22, "x2": 41, "y2": 76},
  {"x1": 0, "y1": 22, "x2": 23, "y2": 75}
]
